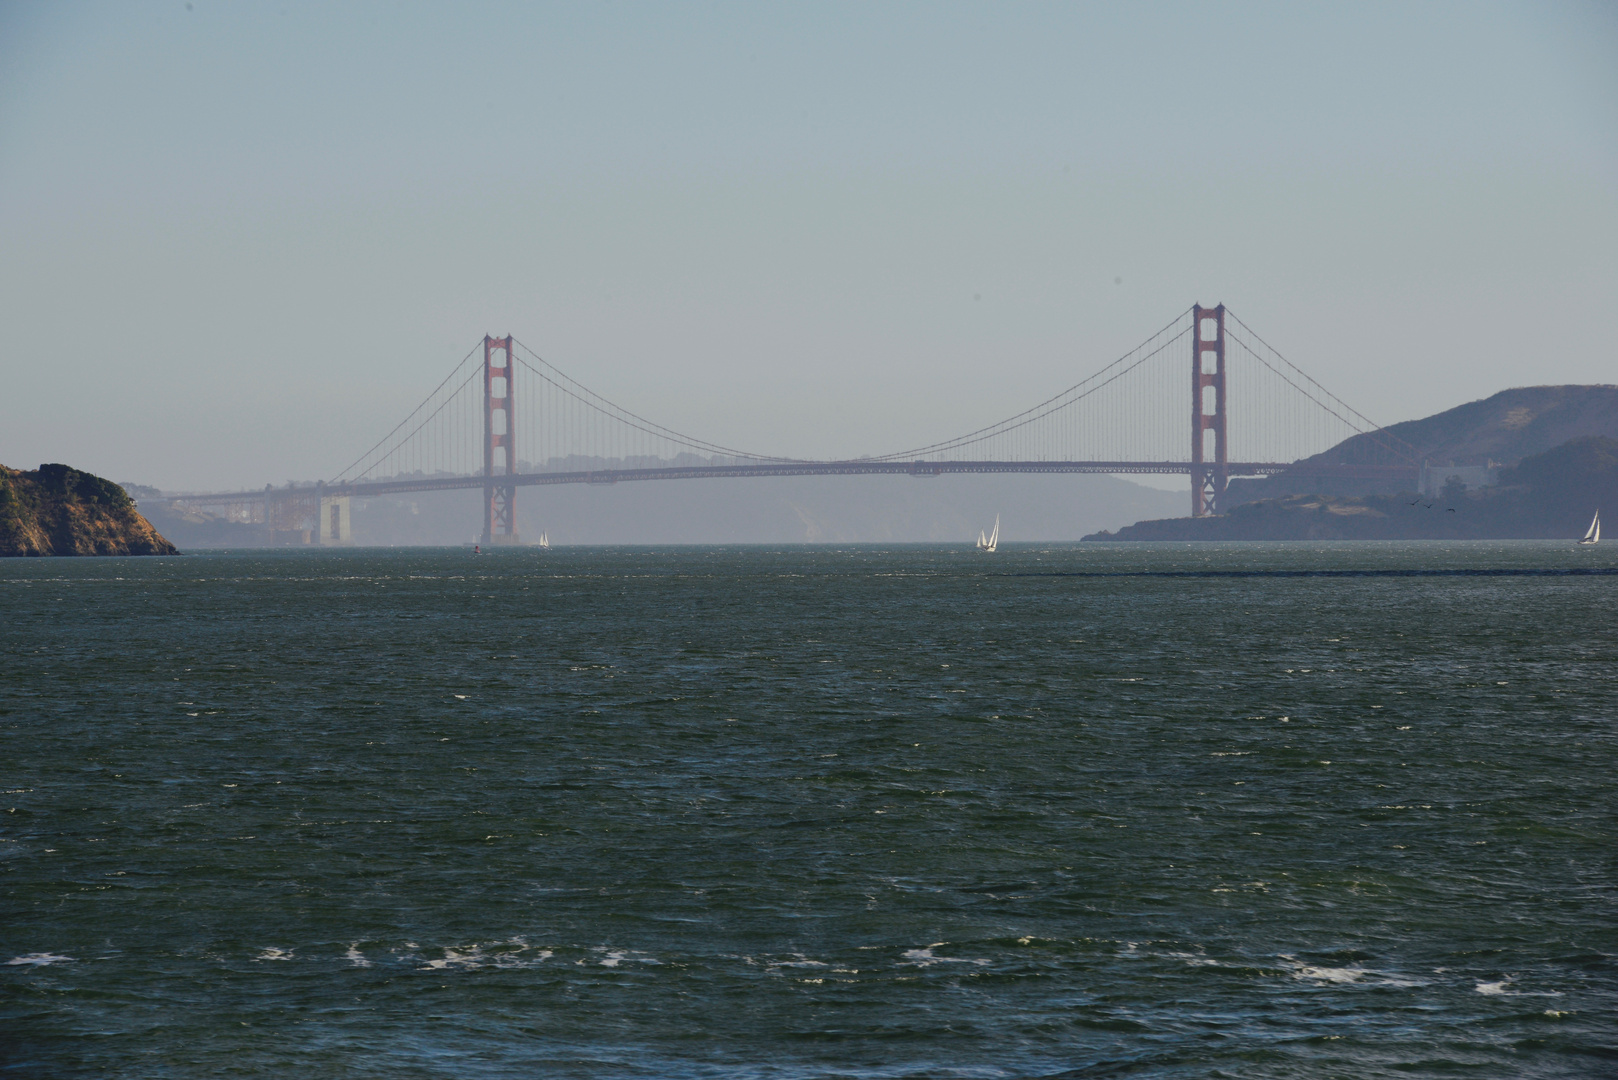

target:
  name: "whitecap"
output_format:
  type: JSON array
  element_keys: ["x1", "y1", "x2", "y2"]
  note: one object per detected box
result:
[
  {"x1": 1291, "y1": 964, "x2": 1364, "y2": 983},
  {"x1": 770, "y1": 954, "x2": 827, "y2": 970},
  {"x1": 1279, "y1": 955, "x2": 1423, "y2": 988},
  {"x1": 505, "y1": 949, "x2": 553, "y2": 968},
  {"x1": 1472, "y1": 978, "x2": 1558, "y2": 997},
  {"x1": 1279, "y1": 955, "x2": 1364, "y2": 983},
  {"x1": 5, "y1": 953, "x2": 73, "y2": 967},
  {"x1": 345, "y1": 944, "x2": 371, "y2": 968},
  {"x1": 254, "y1": 948, "x2": 292, "y2": 961},
  {"x1": 591, "y1": 947, "x2": 658, "y2": 968},
  {"x1": 408, "y1": 941, "x2": 553, "y2": 971},
  {"x1": 900, "y1": 945, "x2": 989, "y2": 968},
  {"x1": 421, "y1": 947, "x2": 484, "y2": 970},
  {"x1": 1163, "y1": 951, "x2": 1220, "y2": 967}
]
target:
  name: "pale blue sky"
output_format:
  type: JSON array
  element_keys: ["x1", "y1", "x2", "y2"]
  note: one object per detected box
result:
[{"x1": 2, "y1": 1, "x2": 1615, "y2": 489}]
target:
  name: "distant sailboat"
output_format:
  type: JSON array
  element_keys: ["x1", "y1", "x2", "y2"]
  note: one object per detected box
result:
[
  {"x1": 976, "y1": 515, "x2": 1000, "y2": 553},
  {"x1": 537, "y1": 531, "x2": 551, "y2": 551},
  {"x1": 1577, "y1": 511, "x2": 1600, "y2": 546}
]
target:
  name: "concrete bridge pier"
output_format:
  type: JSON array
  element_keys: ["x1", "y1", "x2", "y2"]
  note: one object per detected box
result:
[{"x1": 317, "y1": 494, "x2": 351, "y2": 545}]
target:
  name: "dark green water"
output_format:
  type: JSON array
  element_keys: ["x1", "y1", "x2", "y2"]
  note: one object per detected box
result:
[{"x1": 3, "y1": 543, "x2": 1616, "y2": 1078}]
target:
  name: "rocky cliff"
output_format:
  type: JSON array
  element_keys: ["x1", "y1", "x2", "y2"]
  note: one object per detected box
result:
[{"x1": 0, "y1": 464, "x2": 178, "y2": 556}]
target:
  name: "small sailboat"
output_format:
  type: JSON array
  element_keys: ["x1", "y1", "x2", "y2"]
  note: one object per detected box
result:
[
  {"x1": 976, "y1": 515, "x2": 1000, "y2": 553},
  {"x1": 1577, "y1": 511, "x2": 1600, "y2": 546},
  {"x1": 537, "y1": 531, "x2": 551, "y2": 550}
]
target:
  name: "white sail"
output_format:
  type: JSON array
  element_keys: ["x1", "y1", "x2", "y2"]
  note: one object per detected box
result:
[
  {"x1": 1579, "y1": 511, "x2": 1599, "y2": 545},
  {"x1": 974, "y1": 515, "x2": 1002, "y2": 552}
]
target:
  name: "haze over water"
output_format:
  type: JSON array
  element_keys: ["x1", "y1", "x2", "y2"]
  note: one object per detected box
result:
[{"x1": 3, "y1": 542, "x2": 1615, "y2": 1077}]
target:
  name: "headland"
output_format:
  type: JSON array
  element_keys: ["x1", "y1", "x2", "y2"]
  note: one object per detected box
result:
[{"x1": 0, "y1": 463, "x2": 177, "y2": 556}]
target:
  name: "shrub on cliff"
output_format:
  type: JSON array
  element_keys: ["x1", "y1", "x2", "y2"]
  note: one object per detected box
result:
[{"x1": 0, "y1": 464, "x2": 178, "y2": 556}]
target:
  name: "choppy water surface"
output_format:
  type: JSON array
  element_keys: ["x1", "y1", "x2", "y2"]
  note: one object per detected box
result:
[{"x1": 3, "y1": 542, "x2": 1616, "y2": 1078}]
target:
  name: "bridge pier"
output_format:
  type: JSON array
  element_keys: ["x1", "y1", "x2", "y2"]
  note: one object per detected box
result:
[
  {"x1": 1191, "y1": 303, "x2": 1228, "y2": 516},
  {"x1": 317, "y1": 494, "x2": 351, "y2": 545}
]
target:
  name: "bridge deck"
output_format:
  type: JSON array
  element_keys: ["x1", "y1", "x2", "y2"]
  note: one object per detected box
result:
[{"x1": 178, "y1": 460, "x2": 1419, "y2": 504}]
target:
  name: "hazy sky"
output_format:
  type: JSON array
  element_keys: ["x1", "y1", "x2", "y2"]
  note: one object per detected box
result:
[{"x1": 2, "y1": 1, "x2": 1615, "y2": 491}]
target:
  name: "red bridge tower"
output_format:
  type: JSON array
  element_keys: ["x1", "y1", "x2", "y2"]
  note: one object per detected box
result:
[
  {"x1": 483, "y1": 335, "x2": 518, "y2": 544},
  {"x1": 1191, "y1": 304, "x2": 1228, "y2": 517}
]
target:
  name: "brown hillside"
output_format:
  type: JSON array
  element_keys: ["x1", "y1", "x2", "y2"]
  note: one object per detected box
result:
[
  {"x1": 0, "y1": 464, "x2": 178, "y2": 557},
  {"x1": 1306, "y1": 385, "x2": 1618, "y2": 469},
  {"x1": 1091, "y1": 436, "x2": 1618, "y2": 542}
]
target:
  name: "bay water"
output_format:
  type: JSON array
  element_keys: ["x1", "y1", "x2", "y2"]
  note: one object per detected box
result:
[{"x1": 3, "y1": 542, "x2": 1615, "y2": 1078}]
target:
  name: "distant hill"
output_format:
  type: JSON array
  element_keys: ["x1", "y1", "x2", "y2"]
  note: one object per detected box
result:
[
  {"x1": 1, "y1": 464, "x2": 178, "y2": 556},
  {"x1": 1323, "y1": 384, "x2": 1618, "y2": 465},
  {"x1": 137, "y1": 501, "x2": 267, "y2": 548},
  {"x1": 1090, "y1": 436, "x2": 1617, "y2": 541},
  {"x1": 1230, "y1": 384, "x2": 1618, "y2": 502}
]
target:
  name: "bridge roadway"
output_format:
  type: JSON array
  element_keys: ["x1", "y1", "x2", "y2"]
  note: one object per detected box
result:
[{"x1": 182, "y1": 460, "x2": 1420, "y2": 505}]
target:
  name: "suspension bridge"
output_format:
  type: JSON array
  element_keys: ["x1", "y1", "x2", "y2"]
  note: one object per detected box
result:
[{"x1": 175, "y1": 304, "x2": 1419, "y2": 545}]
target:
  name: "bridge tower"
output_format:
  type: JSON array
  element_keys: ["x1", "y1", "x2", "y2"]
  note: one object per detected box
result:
[
  {"x1": 483, "y1": 335, "x2": 519, "y2": 544},
  {"x1": 1191, "y1": 304, "x2": 1228, "y2": 516}
]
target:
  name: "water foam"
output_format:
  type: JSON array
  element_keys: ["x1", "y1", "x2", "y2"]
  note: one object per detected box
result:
[
  {"x1": 421, "y1": 947, "x2": 485, "y2": 971},
  {"x1": 769, "y1": 954, "x2": 828, "y2": 970},
  {"x1": 5, "y1": 953, "x2": 73, "y2": 967},
  {"x1": 1278, "y1": 955, "x2": 1422, "y2": 988},
  {"x1": 900, "y1": 945, "x2": 989, "y2": 968},
  {"x1": 1472, "y1": 978, "x2": 1559, "y2": 997},
  {"x1": 590, "y1": 948, "x2": 658, "y2": 968}
]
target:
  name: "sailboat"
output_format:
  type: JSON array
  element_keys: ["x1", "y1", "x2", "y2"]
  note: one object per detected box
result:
[
  {"x1": 1577, "y1": 511, "x2": 1600, "y2": 546},
  {"x1": 976, "y1": 515, "x2": 1000, "y2": 553},
  {"x1": 537, "y1": 531, "x2": 551, "y2": 551}
]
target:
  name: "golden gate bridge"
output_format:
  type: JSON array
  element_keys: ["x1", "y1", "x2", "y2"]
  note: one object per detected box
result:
[{"x1": 176, "y1": 304, "x2": 1419, "y2": 544}]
